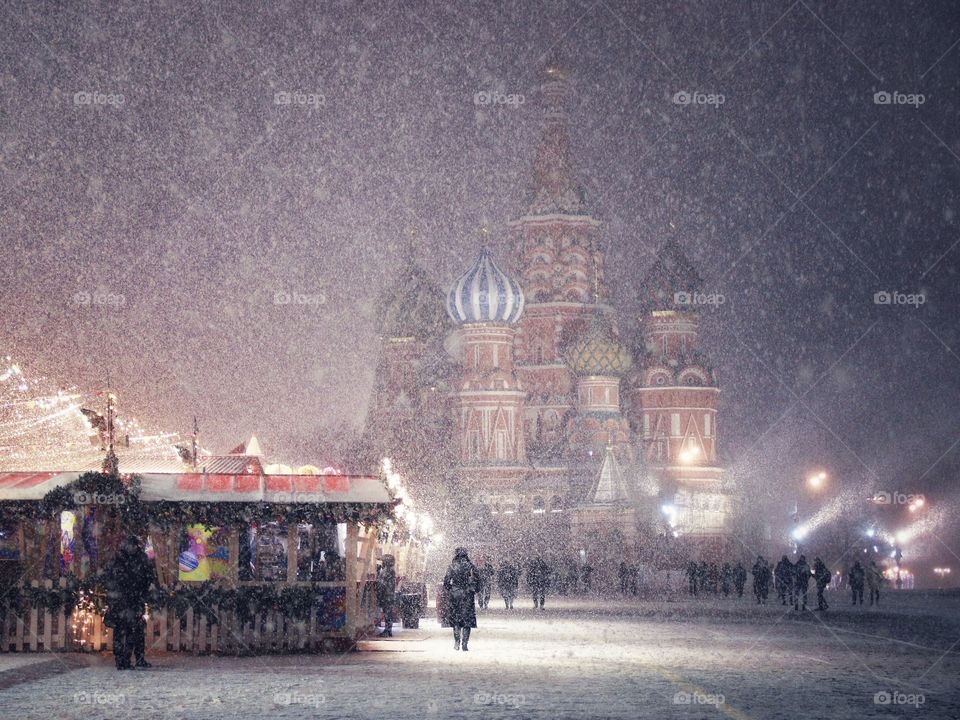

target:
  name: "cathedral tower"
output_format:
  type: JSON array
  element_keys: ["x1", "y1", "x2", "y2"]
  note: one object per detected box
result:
[
  {"x1": 626, "y1": 239, "x2": 730, "y2": 541},
  {"x1": 447, "y1": 247, "x2": 528, "y2": 509},
  {"x1": 509, "y1": 64, "x2": 611, "y2": 472}
]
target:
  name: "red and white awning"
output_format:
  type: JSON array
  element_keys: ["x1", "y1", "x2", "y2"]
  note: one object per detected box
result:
[{"x1": 0, "y1": 472, "x2": 391, "y2": 505}]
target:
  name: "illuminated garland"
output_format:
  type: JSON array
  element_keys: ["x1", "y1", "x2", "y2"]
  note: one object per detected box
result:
[{"x1": 0, "y1": 574, "x2": 103, "y2": 618}]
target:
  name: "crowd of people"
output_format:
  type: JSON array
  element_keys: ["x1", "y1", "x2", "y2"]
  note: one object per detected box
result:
[{"x1": 744, "y1": 555, "x2": 885, "y2": 611}]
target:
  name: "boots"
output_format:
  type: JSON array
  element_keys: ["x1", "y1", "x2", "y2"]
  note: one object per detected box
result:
[
  {"x1": 461, "y1": 628, "x2": 470, "y2": 652},
  {"x1": 453, "y1": 627, "x2": 461, "y2": 651}
]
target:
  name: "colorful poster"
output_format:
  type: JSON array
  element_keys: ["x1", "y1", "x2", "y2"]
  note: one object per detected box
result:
[
  {"x1": 60, "y1": 511, "x2": 76, "y2": 573},
  {"x1": 179, "y1": 525, "x2": 230, "y2": 582}
]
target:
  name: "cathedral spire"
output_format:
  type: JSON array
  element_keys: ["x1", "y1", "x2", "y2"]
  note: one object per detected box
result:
[{"x1": 527, "y1": 62, "x2": 587, "y2": 216}]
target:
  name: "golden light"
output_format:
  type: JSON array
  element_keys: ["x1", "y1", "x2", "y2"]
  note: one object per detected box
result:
[
  {"x1": 677, "y1": 445, "x2": 700, "y2": 464},
  {"x1": 807, "y1": 471, "x2": 828, "y2": 490}
]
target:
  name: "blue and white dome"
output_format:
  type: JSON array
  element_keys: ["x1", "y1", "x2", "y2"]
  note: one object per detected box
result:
[{"x1": 447, "y1": 247, "x2": 525, "y2": 325}]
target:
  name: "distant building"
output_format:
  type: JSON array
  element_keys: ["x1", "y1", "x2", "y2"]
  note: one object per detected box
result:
[{"x1": 363, "y1": 65, "x2": 734, "y2": 561}]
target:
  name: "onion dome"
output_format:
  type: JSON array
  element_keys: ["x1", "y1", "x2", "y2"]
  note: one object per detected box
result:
[
  {"x1": 638, "y1": 238, "x2": 703, "y2": 311},
  {"x1": 566, "y1": 313, "x2": 633, "y2": 377},
  {"x1": 447, "y1": 247, "x2": 525, "y2": 325},
  {"x1": 378, "y1": 260, "x2": 448, "y2": 340}
]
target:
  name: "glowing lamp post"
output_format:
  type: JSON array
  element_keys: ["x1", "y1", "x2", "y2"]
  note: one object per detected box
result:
[
  {"x1": 807, "y1": 471, "x2": 828, "y2": 491},
  {"x1": 933, "y1": 567, "x2": 951, "y2": 589}
]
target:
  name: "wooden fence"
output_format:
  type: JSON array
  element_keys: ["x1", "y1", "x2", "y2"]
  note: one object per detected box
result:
[{"x1": 0, "y1": 579, "x2": 381, "y2": 654}]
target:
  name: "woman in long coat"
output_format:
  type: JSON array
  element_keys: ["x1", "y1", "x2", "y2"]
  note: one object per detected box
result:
[{"x1": 442, "y1": 547, "x2": 479, "y2": 651}]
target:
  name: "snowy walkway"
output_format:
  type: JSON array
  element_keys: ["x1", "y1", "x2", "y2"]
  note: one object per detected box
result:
[{"x1": 0, "y1": 593, "x2": 958, "y2": 719}]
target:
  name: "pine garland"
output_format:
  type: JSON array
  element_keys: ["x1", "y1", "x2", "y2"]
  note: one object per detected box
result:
[{"x1": 0, "y1": 472, "x2": 393, "y2": 527}]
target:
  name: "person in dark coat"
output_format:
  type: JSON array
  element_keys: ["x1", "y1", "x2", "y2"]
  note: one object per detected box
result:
[
  {"x1": 733, "y1": 563, "x2": 747, "y2": 598},
  {"x1": 527, "y1": 556, "x2": 550, "y2": 609},
  {"x1": 497, "y1": 560, "x2": 519, "y2": 609},
  {"x1": 721, "y1": 563, "x2": 733, "y2": 597},
  {"x1": 751, "y1": 556, "x2": 770, "y2": 604},
  {"x1": 478, "y1": 559, "x2": 495, "y2": 610},
  {"x1": 618, "y1": 561, "x2": 630, "y2": 594},
  {"x1": 581, "y1": 562, "x2": 593, "y2": 594},
  {"x1": 794, "y1": 555, "x2": 811, "y2": 610},
  {"x1": 375, "y1": 554, "x2": 397, "y2": 637},
  {"x1": 775, "y1": 555, "x2": 794, "y2": 606},
  {"x1": 442, "y1": 547, "x2": 479, "y2": 651},
  {"x1": 867, "y1": 561, "x2": 883, "y2": 606},
  {"x1": 849, "y1": 561, "x2": 866, "y2": 605},
  {"x1": 686, "y1": 561, "x2": 698, "y2": 596},
  {"x1": 104, "y1": 535, "x2": 153, "y2": 670},
  {"x1": 813, "y1": 557, "x2": 831, "y2": 611}
]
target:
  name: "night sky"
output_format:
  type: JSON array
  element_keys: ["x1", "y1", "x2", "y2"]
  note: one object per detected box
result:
[{"x1": 2, "y1": 3, "x2": 959, "y2": 561}]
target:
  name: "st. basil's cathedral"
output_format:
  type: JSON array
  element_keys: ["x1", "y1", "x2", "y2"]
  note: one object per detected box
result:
[{"x1": 363, "y1": 66, "x2": 735, "y2": 563}]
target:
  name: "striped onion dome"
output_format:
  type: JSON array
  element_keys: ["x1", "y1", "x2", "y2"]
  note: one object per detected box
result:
[{"x1": 447, "y1": 247, "x2": 525, "y2": 325}]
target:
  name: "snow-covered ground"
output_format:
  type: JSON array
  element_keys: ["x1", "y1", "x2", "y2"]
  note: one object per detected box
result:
[{"x1": 1, "y1": 592, "x2": 958, "y2": 719}]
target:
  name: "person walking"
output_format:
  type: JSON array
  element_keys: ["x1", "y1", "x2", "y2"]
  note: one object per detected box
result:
[
  {"x1": 849, "y1": 561, "x2": 866, "y2": 605},
  {"x1": 375, "y1": 554, "x2": 397, "y2": 637},
  {"x1": 813, "y1": 557, "x2": 831, "y2": 611},
  {"x1": 794, "y1": 555, "x2": 811, "y2": 610},
  {"x1": 752, "y1": 556, "x2": 770, "y2": 604},
  {"x1": 775, "y1": 555, "x2": 794, "y2": 606},
  {"x1": 527, "y1": 556, "x2": 550, "y2": 609},
  {"x1": 733, "y1": 562, "x2": 747, "y2": 598},
  {"x1": 104, "y1": 535, "x2": 153, "y2": 670},
  {"x1": 442, "y1": 548, "x2": 480, "y2": 651},
  {"x1": 497, "y1": 559, "x2": 519, "y2": 609},
  {"x1": 867, "y1": 561, "x2": 883, "y2": 606},
  {"x1": 478, "y1": 558, "x2": 495, "y2": 610}
]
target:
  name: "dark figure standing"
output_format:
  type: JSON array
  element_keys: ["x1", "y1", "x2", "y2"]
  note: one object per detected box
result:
[
  {"x1": 794, "y1": 555, "x2": 811, "y2": 610},
  {"x1": 775, "y1": 555, "x2": 794, "y2": 606},
  {"x1": 867, "y1": 561, "x2": 882, "y2": 606},
  {"x1": 442, "y1": 547, "x2": 480, "y2": 651},
  {"x1": 628, "y1": 564, "x2": 639, "y2": 596},
  {"x1": 849, "y1": 561, "x2": 865, "y2": 605},
  {"x1": 497, "y1": 560, "x2": 519, "y2": 609},
  {"x1": 105, "y1": 535, "x2": 153, "y2": 670},
  {"x1": 478, "y1": 559, "x2": 495, "y2": 610},
  {"x1": 375, "y1": 554, "x2": 397, "y2": 636},
  {"x1": 813, "y1": 557, "x2": 831, "y2": 611},
  {"x1": 697, "y1": 561, "x2": 709, "y2": 595},
  {"x1": 527, "y1": 556, "x2": 550, "y2": 609},
  {"x1": 733, "y1": 563, "x2": 747, "y2": 598},
  {"x1": 565, "y1": 559, "x2": 579, "y2": 595},
  {"x1": 581, "y1": 562, "x2": 593, "y2": 594},
  {"x1": 752, "y1": 556, "x2": 771, "y2": 604},
  {"x1": 618, "y1": 561, "x2": 630, "y2": 595},
  {"x1": 686, "y1": 561, "x2": 698, "y2": 596},
  {"x1": 721, "y1": 563, "x2": 733, "y2": 597}
]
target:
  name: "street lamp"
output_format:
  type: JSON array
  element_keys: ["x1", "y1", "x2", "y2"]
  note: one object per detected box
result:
[
  {"x1": 807, "y1": 471, "x2": 828, "y2": 491},
  {"x1": 933, "y1": 567, "x2": 951, "y2": 589}
]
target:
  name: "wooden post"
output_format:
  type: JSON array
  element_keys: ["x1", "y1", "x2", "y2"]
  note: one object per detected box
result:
[
  {"x1": 287, "y1": 524, "x2": 298, "y2": 583},
  {"x1": 344, "y1": 523, "x2": 359, "y2": 639}
]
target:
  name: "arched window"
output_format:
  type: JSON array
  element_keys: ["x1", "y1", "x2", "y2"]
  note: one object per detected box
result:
[
  {"x1": 550, "y1": 495, "x2": 564, "y2": 513},
  {"x1": 532, "y1": 496, "x2": 546, "y2": 514}
]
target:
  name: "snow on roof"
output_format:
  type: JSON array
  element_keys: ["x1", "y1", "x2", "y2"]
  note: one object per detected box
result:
[
  {"x1": 588, "y1": 446, "x2": 631, "y2": 505},
  {"x1": 0, "y1": 471, "x2": 391, "y2": 505}
]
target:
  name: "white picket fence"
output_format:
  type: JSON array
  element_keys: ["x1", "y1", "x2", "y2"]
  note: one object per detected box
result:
[{"x1": 0, "y1": 580, "x2": 380, "y2": 654}]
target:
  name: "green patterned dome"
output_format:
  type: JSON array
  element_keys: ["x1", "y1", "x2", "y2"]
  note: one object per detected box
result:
[{"x1": 566, "y1": 314, "x2": 633, "y2": 377}]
